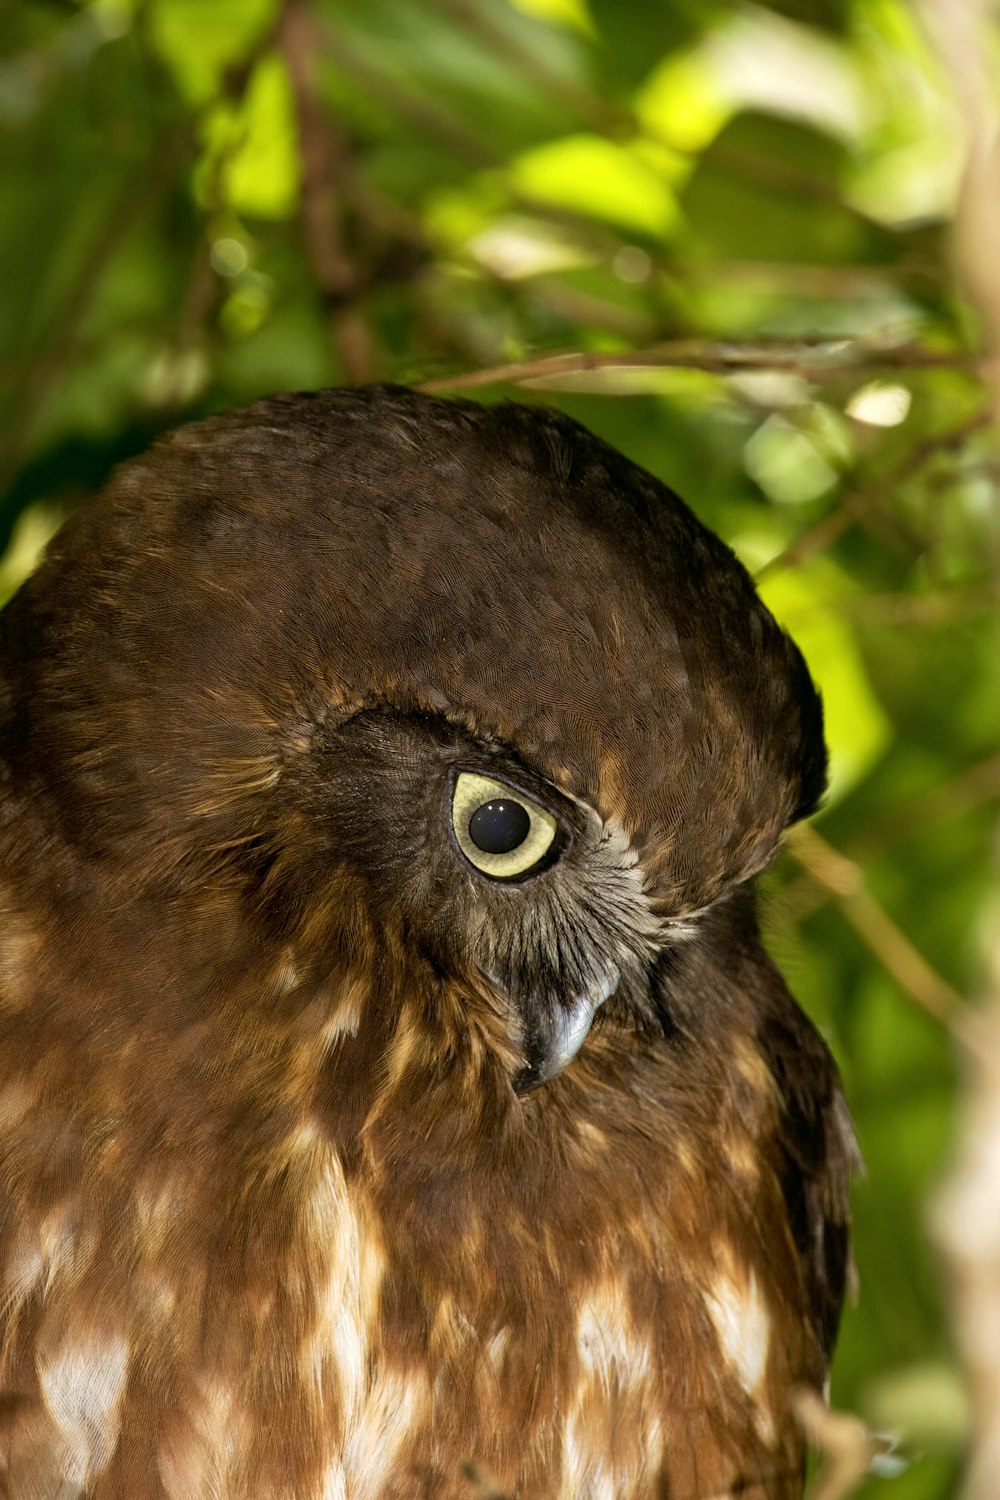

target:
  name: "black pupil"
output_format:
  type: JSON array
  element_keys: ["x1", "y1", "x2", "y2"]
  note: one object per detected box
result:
[{"x1": 468, "y1": 799, "x2": 531, "y2": 855}]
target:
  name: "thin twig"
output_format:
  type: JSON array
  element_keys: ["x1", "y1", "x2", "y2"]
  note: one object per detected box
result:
[
  {"x1": 419, "y1": 339, "x2": 986, "y2": 394},
  {"x1": 917, "y1": 0, "x2": 1000, "y2": 419},
  {"x1": 671, "y1": 257, "x2": 941, "y2": 298},
  {"x1": 818, "y1": 585, "x2": 996, "y2": 624},
  {"x1": 425, "y1": 0, "x2": 628, "y2": 137},
  {"x1": 279, "y1": 0, "x2": 379, "y2": 383},
  {"x1": 0, "y1": 123, "x2": 193, "y2": 508},
  {"x1": 321, "y1": 13, "x2": 497, "y2": 170},
  {"x1": 771, "y1": 585, "x2": 995, "y2": 628},
  {"x1": 911, "y1": 2, "x2": 1000, "y2": 1493},
  {"x1": 932, "y1": 913, "x2": 1000, "y2": 1497},
  {"x1": 853, "y1": 754, "x2": 1000, "y2": 860},
  {"x1": 794, "y1": 1389, "x2": 883, "y2": 1500},
  {"x1": 773, "y1": 753, "x2": 1000, "y2": 930},
  {"x1": 756, "y1": 406, "x2": 993, "y2": 581},
  {"x1": 785, "y1": 824, "x2": 980, "y2": 1051}
]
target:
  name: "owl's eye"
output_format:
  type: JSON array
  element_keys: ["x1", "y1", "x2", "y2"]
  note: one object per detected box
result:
[{"x1": 451, "y1": 771, "x2": 559, "y2": 881}]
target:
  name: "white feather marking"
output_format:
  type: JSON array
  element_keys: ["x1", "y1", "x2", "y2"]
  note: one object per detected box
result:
[
  {"x1": 1, "y1": 1233, "x2": 43, "y2": 1326},
  {"x1": 576, "y1": 1287, "x2": 652, "y2": 1392},
  {"x1": 560, "y1": 1420, "x2": 618, "y2": 1500},
  {"x1": 39, "y1": 1332, "x2": 130, "y2": 1486},
  {"x1": 301, "y1": 1152, "x2": 385, "y2": 1434},
  {"x1": 485, "y1": 1327, "x2": 510, "y2": 1367},
  {"x1": 273, "y1": 954, "x2": 300, "y2": 995},
  {"x1": 320, "y1": 1462, "x2": 348, "y2": 1500},
  {"x1": 558, "y1": 1283, "x2": 663, "y2": 1497},
  {"x1": 703, "y1": 1269, "x2": 771, "y2": 1399},
  {"x1": 342, "y1": 1369, "x2": 429, "y2": 1498},
  {"x1": 320, "y1": 976, "x2": 367, "y2": 1042}
]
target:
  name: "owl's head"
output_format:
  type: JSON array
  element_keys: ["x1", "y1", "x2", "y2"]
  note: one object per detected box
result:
[{"x1": 2, "y1": 387, "x2": 825, "y2": 1091}]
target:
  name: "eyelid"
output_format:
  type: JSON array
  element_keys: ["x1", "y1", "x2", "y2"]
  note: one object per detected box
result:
[{"x1": 450, "y1": 770, "x2": 560, "y2": 881}]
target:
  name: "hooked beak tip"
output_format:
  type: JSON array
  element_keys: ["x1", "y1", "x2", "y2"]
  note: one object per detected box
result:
[{"x1": 512, "y1": 975, "x2": 616, "y2": 1096}]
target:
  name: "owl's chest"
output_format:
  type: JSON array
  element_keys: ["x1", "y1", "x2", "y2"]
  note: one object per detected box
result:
[
  {"x1": 283, "y1": 1109, "x2": 800, "y2": 1500},
  {"x1": 3, "y1": 1092, "x2": 802, "y2": 1500}
]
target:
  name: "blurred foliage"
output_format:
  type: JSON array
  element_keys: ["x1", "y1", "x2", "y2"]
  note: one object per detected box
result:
[{"x1": 1, "y1": 0, "x2": 998, "y2": 1494}]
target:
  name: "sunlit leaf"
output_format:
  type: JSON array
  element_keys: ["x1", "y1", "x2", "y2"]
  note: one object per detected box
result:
[
  {"x1": 146, "y1": 0, "x2": 280, "y2": 104},
  {"x1": 196, "y1": 54, "x2": 300, "y2": 219},
  {"x1": 758, "y1": 559, "x2": 894, "y2": 801},
  {"x1": 510, "y1": 133, "x2": 679, "y2": 235}
]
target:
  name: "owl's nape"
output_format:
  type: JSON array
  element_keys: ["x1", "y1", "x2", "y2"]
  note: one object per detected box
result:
[{"x1": 0, "y1": 385, "x2": 854, "y2": 1500}]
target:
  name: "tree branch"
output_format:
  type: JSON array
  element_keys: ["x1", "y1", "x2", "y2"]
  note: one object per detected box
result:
[
  {"x1": 795, "y1": 1389, "x2": 883, "y2": 1500},
  {"x1": 419, "y1": 338, "x2": 986, "y2": 394},
  {"x1": 912, "y1": 1, "x2": 1000, "y2": 1493},
  {"x1": 785, "y1": 823, "x2": 980, "y2": 1053},
  {"x1": 279, "y1": 0, "x2": 379, "y2": 384},
  {"x1": 755, "y1": 406, "x2": 992, "y2": 581}
]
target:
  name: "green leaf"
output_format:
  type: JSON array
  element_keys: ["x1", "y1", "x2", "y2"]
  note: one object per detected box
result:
[
  {"x1": 511, "y1": 133, "x2": 680, "y2": 236},
  {"x1": 758, "y1": 559, "x2": 894, "y2": 801}
]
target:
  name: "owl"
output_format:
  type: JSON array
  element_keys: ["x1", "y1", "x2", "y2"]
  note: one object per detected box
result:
[{"x1": 0, "y1": 387, "x2": 855, "y2": 1499}]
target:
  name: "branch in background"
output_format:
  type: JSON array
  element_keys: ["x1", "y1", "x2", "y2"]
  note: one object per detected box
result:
[
  {"x1": 795, "y1": 1389, "x2": 884, "y2": 1500},
  {"x1": 756, "y1": 406, "x2": 992, "y2": 581},
  {"x1": 818, "y1": 586, "x2": 995, "y2": 624},
  {"x1": 431, "y1": 0, "x2": 889, "y2": 242},
  {"x1": 851, "y1": 755, "x2": 1000, "y2": 862},
  {"x1": 913, "y1": 0, "x2": 1000, "y2": 1494},
  {"x1": 917, "y1": 0, "x2": 1000, "y2": 420},
  {"x1": 933, "y1": 924, "x2": 1000, "y2": 1498},
  {"x1": 419, "y1": 337, "x2": 986, "y2": 393},
  {"x1": 774, "y1": 753, "x2": 1000, "y2": 929},
  {"x1": 146, "y1": 234, "x2": 219, "y2": 417},
  {"x1": 785, "y1": 823, "x2": 979, "y2": 1052},
  {"x1": 315, "y1": 14, "x2": 632, "y2": 264},
  {"x1": 279, "y1": 0, "x2": 379, "y2": 384},
  {"x1": 671, "y1": 258, "x2": 942, "y2": 299},
  {"x1": 0, "y1": 123, "x2": 193, "y2": 511},
  {"x1": 426, "y1": 0, "x2": 628, "y2": 138},
  {"x1": 320, "y1": 12, "x2": 497, "y2": 171}
]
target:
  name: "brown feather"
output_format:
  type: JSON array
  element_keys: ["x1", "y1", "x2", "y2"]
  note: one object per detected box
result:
[{"x1": 0, "y1": 388, "x2": 853, "y2": 1498}]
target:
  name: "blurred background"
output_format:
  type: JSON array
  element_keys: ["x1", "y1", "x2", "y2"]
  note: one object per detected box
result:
[{"x1": 2, "y1": 1, "x2": 998, "y2": 1495}]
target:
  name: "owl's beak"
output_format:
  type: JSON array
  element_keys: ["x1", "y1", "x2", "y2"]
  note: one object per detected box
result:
[{"x1": 512, "y1": 972, "x2": 616, "y2": 1095}]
